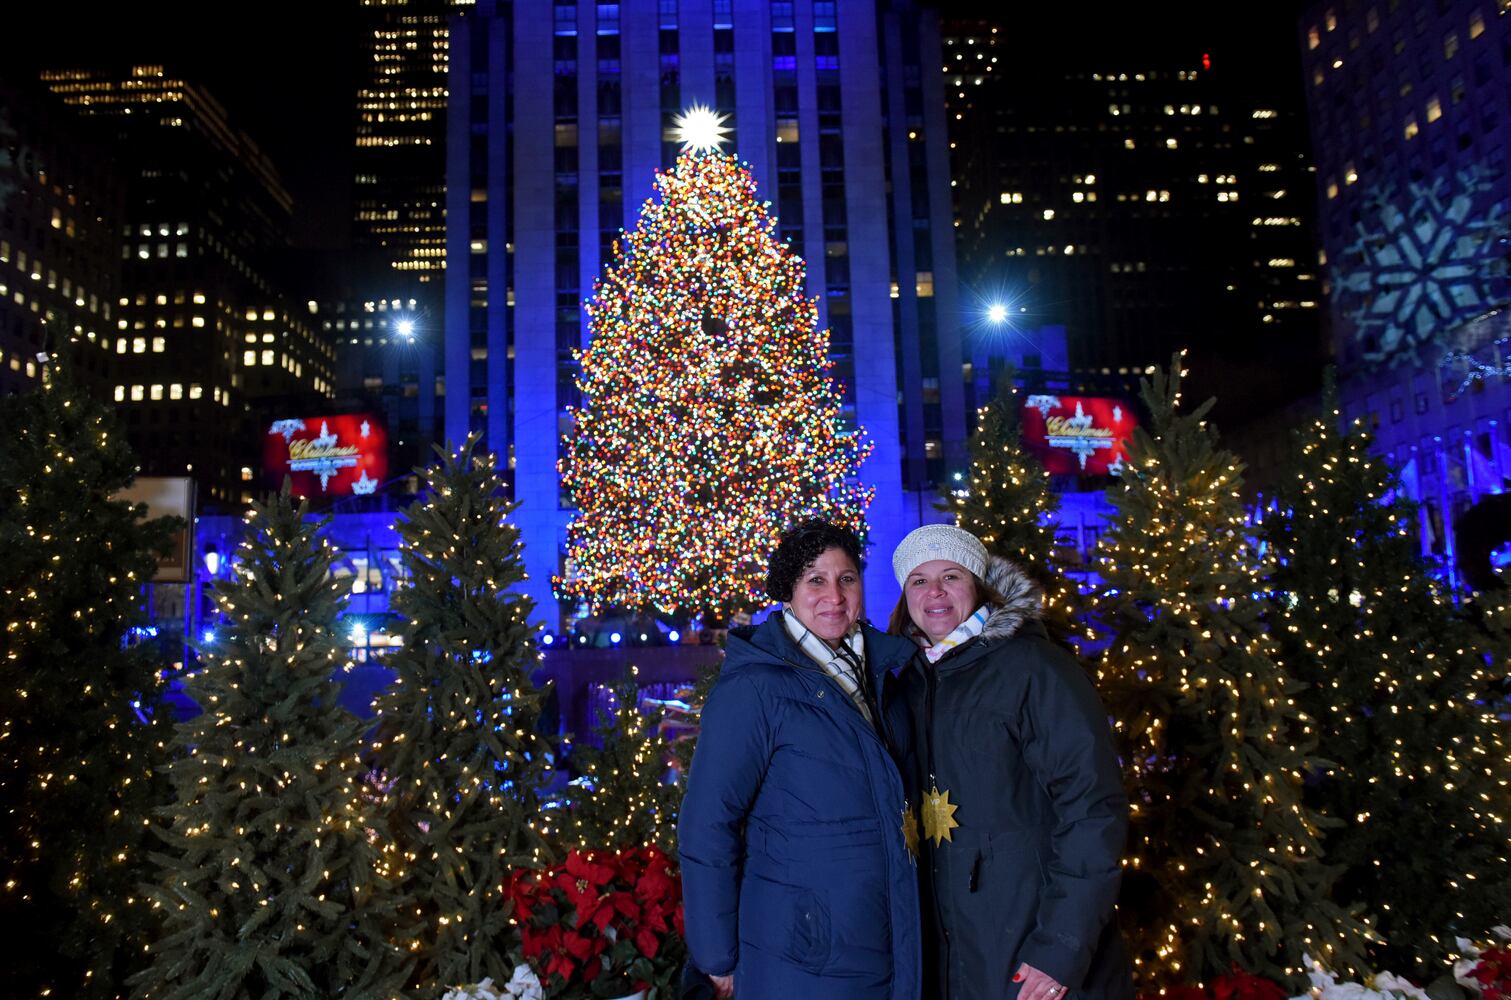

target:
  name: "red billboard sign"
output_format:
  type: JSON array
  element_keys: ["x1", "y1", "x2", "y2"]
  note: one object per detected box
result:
[
  {"x1": 1020, "y1": 395, "x2": 1134, "y2": 476},
  {"x1": 264, "y1": 415, "x2": 387, "y2": 497}
]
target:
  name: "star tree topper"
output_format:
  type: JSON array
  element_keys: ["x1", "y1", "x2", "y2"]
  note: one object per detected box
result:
[{"x1": 672, "y1": 103, "x2": 732, "y2": 154}]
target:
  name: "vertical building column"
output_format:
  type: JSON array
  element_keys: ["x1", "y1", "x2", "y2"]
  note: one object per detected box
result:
[
  {"x1": 835, "y1": 1, "x2": 908, "y2": 607},
  {"x1": 917, "y1": 12, "x2": 967, "y2": 474},
  {"x1": 444, "y1": 5, "x2": 474, "y2": 449},
  {"x1": 622, "y1": 3, "x2": 661, "y2": 211},
  {"x1": 486, "y1": 2, "x2": 511, "y2": 459},
  {"x1": 511, "y1": 2, "x2": 564, "y2": 625}
]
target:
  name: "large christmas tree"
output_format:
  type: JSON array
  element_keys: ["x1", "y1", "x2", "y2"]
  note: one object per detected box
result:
[
  {"x1": 0, "y1": 355, "x2": 177, "y2": 997},
  {"x1": 370, "y1": 437, "x2": 556, "y2": 992},
  {"x1": 1265, "y1": 378, "x2": 1511, "y2": 972},
  {"x1": 1094, "y1": 357, "x2": 1370, "y2": 987},
  {"x1": 136, "y1": 493, "x2": 410, "y2": 998},
  {"x1": 939, "y1": 371, "x2": 1083, "y2": 644},
  {"x1": 558, "y1": 121, "x2": 871, "y2": 623}
]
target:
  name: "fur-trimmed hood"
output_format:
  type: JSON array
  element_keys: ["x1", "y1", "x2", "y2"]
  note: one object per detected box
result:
[{"x1": 978, "y1": 555, "x2": 1044, "y2": 642}]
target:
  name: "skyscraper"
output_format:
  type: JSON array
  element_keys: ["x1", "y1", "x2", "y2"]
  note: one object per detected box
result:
[
  {"x1": 446, "y1": 0, "x2": 965, "y2": 621},
  {"x1": 945, "y1": 23, "x2": 1325, "y2": 426},
  {"x1": 348, "y1": 0, "x2": 463, "y2": 472},
  {"x1": 42, "y1": 66, "x2": 335, "y2": 507},
  {"x1": 0, "y1": 76, "x2": 123, "y2": 396},
  {"x1": 1298, "y1": 0, "x2": 1509, "y2": 580}
]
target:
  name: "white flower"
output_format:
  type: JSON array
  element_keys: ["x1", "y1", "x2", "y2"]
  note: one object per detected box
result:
[
  {"x1": 503, "y1": 964, "x2": 544, "y2": 1000},
  {"x1": 1291, "y1": 955, "x2": 1429, "y2": 1000},
  {"x1": 441, "y1": 979, "x2": 502, "y2": 1000}
]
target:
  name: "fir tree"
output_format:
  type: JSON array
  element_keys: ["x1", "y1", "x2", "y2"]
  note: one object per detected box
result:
[
  {"x1": 563, "y1": 679, "x2": 681, "y2": 855},
  {"x1": 1094, "y1": 355, "x2": 1370, "y2": 987},
  {"x1": 940, "y1": 371, "x2": 1083, "y2": 643},
  {"x1": 135, "y1": 493, "x2": 410, "y2": 999},
  {"x1": 1265, "y1": 376, "x2": 1511, "y2": 973},
  {"x1": 371, "y1": 437, "x2": 556, "y2": 992},
  {"x1": 0, "y1": 355, "x2": 177, "y2": 997},
  {"x1": 558, "y1": 142, "x2": 871, "y2": 623}
]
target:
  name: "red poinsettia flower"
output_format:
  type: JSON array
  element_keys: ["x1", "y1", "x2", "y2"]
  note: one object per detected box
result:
[{"x1": 1212, "y1": 969, "x2": 1286, "y2": 1000}]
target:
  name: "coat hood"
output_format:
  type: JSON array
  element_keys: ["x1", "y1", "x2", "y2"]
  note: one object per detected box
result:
[{"x1": 978, "y1": 555, "x2": 1044, "y2": 642}]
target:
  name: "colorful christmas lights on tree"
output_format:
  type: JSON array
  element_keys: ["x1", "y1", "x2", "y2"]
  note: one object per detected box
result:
[{"x1": 558, "y1": 151, "x2": 872, "y2": 622}]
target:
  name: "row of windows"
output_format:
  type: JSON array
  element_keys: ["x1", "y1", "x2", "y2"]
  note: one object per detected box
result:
[{"x1": 0, "y1": 241, "x2": 111, "y2": 317}]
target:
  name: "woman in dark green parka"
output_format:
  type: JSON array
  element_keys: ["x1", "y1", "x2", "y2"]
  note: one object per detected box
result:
[{"x1": 889, "y1": 524, "x2": 1133, "y2": 1000}]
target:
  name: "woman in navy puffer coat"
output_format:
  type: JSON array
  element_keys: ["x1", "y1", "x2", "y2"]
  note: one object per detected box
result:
[{"x1": 679, "y1": 521, "x2": 921, "y2": 1000}]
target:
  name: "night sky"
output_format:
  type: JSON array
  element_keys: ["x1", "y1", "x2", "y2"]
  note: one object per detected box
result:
[{"x1": 3, "y1": 1, "x2": 1307, "y2": 251}]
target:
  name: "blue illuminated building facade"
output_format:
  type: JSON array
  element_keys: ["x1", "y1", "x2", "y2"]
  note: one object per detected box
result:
[
  {"x1": 1299, "y1": 0, "x2": 1510, "y2": 584},
  {"x1": 443, "y1": 0, "x2": 967, "y2": 623}
]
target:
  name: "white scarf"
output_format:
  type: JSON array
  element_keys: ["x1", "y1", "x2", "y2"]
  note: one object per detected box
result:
[
  {"x1": 913, "y1": 604, "x2": 992, "y2": 663},
  {"x1": 781, "y1": 610, "x2": 872, "y2": 723}
]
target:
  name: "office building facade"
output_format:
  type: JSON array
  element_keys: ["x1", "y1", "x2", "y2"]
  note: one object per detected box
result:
[
  {"x1": 0, "y1": 76, "x2": 124, "y2": 395},
  {"x1": 1299, "y1": 0, "x2": 1509, "y2": 584},
  {"x1": 42, "y1": 66, "x2": 335, "y2": 507},
  {"x1": 446, "y1": 0, "x2": 966, "y2": 621},
  {"x1": 945, "y1": 24, "x2": 1325, "y2": 426}
]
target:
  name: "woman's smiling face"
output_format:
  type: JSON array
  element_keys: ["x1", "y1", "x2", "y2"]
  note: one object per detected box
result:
[{"x1": 904, "y1": 559, "x2": 978, "y2": 643}]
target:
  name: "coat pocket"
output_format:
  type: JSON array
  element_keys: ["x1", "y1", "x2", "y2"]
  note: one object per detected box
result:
[{"x1": 738, "y1": 873, "x2": 832, "y2": 974}]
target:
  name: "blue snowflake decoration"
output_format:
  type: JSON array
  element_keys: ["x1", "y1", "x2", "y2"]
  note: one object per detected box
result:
[{"x1": 1333, "y1": 165, "x2": 1508, "y2": 367}]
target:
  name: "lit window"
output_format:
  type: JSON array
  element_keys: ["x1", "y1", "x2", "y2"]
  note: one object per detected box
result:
[
  {"x1": 1468, "y1": 12, "x2": 1484, "y2": 39},
  {"x1": 1426, "y1": 97, "x2": 1442, "y2": 122},
  {"x1": 262, "y1": 333, "x2": 275, "y2": 344},
  {"x1": 1443, "y1": 32, "x2": 1458, "y2": 59},
  {"x1": 192, "y1": 316, "x2": 205, "y2": 328},
  {"x1": 915, "y1": 272, "x2": 934, "y2": 297},
  {"x1": 176, "y1": 243, "x2": 188, "y2": 258},
  {"x1": 115, "y1": 338, "x2": 127, "y2": 353},
  {"x1": 262, "y1": 350, "x2": 274, "y2": 365},
  {"x1": 193, "y1": 292, "x2": 206, "y2": 304},
  {"x1": 131, "y1": 385, "x2": 144, "y2": 401},
  {"x1": 114, "y1": 385, "x2": 125, "y2": 402},
  {"x1": 1308, "y1": 26, "x2": 1320, "y2": 48},
  {"x1": 1344, "y1": 163, "x2": 1359, "y2": 184},
  {"x1": 1072, "y1": 191, "x2": 1085, "y2": 203},
  {"x1": 1327, "y1": 182, "x2": 1340, "y2": 199},
  {"x1": 1042, "y1": 209, "x2": 1055, "y2": 220},
  {"x1": 244, "y1": 350, "x2": 257, "y2": 366},
  {"x1": 152, "y1": 336, "x2": 166, "y2": 352},
  {"x1": 262, "y1": 309, "x2": 275, "y2": 321},
  {"x1": 150, "y1": 384, "x2": 164, "y2": 400},
  {"x1": 1404, "y1": 117, "x2": 1419, "y2": 140},
  {"x1": 1165, "y1": 137, "x2": 1178, "y2": 149},
  {"x1": 241, "y1": 467, "x2": 254, "y2": 482},
  {"x1": 170, "y1": 384, "x2": 183, "y2": 399},
  {"x1": 132, "y1": 337, "x2": 146, "y2": 353},
  {"x1": 189, "y1": 384, "x2": 203, "y2": 399}
]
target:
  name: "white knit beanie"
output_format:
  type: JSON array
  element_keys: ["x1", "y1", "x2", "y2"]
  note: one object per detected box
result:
[{"x1": 891, "y1": 524, "x2": 988, "y2": 586}]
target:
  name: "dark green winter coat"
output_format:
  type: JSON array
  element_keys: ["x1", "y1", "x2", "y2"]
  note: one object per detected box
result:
[{"x1": 900, "y1": 557, "x2": 1133, "y2": 1000}]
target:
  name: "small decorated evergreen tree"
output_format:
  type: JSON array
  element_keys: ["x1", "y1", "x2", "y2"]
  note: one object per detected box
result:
[
  {"x1": 135, "y1": 492, "x2": 410, "y2": 998},
  {"x1": 1095, "y1": 356, "x2": 1371, "y2": 987},
  {"x1": 371, "y1": 437, "x2": 556, "y2": 992},
  {"x1": 0, "y1": 354, "x2": 177, "y2": 997},
  {"x1": 563, "y1": 678, "x2": 681, "y2": 855},
  {"x1": 1266, "y1": 376, "x2": 1511, "y2": 972}
]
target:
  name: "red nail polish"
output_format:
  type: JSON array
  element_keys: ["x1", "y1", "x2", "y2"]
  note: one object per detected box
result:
[{"x1": 1013, "y1": 974, "x2": 1024, "y2": 983}]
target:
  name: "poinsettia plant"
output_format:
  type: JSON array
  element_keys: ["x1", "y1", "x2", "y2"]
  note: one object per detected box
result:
[
  {"x1": 1145, "y1": 968, "x2": 1289, "y2": 1000},
  {"x1": 1456, "y1": 927, "x2": 1511, "y2": 1000},
  {"x1": 505, "y1": 846, "x2": 686, "y2": 999}
]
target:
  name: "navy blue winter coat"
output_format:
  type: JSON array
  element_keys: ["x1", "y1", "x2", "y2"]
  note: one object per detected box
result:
[{"x1": 679, "y1": 612, "x2": 921, "y2": 1000}]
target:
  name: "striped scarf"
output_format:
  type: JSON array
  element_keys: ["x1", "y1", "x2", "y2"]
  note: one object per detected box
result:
[
  {"x1": 913, "y1": 604, "x2": 992, "y2": 663},
  {"x1": 782, "y1": 610, "x2": 872, "y2": 724}
]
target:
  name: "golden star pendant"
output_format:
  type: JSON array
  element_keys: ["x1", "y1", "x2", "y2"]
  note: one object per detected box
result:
[
  {"x1": 922, "y1": 785, "x2": 959, "y2": 846},
  {"x1": 901, "y1": 807, "x2": 920, "y2": 858}
]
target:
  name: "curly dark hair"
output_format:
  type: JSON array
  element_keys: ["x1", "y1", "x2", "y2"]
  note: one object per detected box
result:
[{"x1": 764, "y1": 519, "x2": 865, "y2": 602}]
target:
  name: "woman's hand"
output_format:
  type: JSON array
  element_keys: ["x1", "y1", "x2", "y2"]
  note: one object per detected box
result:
[
  {"x1": 1015, "y1": 962, "x2": 1068, "y2": 1000},
  {"x1": 709, "y1": 972, "x2": 734, "y2": 998}
]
